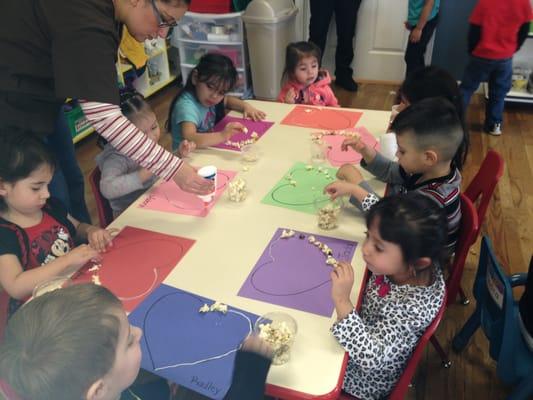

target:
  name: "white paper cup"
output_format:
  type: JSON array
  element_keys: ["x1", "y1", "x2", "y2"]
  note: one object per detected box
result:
[
  {"x1": 197, "y1": 165, "x2": 217, "y2": 203},
  {"x1": 379, "y1": 133, "x2": 398, "y2": 161}
]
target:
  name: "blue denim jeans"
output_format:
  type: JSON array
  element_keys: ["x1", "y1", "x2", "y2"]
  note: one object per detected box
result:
[
  {"x1": 44, "y1": 105, "x2": 91, "y2": 223},
  {"x1": 460, "y1": 56, "x2": 513, "y2": 128}
]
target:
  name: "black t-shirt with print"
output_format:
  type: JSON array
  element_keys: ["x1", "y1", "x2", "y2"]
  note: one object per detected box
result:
[{"x1": 0, "y1": 0, "x2": 121, "y2": 136}]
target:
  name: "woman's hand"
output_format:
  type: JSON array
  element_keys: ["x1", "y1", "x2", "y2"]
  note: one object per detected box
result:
[{"x1": 172, "y1": 162, "x2": 214, "y2": 195}]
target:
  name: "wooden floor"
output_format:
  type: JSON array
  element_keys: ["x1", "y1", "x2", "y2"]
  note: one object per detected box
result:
[{"x1": 75, "y1": 81, "x2": 533, "y2": 399}]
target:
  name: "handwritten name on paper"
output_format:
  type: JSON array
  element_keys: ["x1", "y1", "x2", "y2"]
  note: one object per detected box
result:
[{"x1": 191, "y1": 375, "x2": 221, "y2": 396}]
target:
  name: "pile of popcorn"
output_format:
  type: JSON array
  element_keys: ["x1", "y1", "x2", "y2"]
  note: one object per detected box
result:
[{"x1": 257, "y1": 321, "x2": 295, "y2": 365}]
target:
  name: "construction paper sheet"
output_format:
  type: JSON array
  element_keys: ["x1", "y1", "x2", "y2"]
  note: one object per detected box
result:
[
  {"x1": 128, "y1": 284, "x2": 259, "y2": 399},
  {"x1": 238, "y1": 228, "x2": 357, "y2": 317},
  {"x1": 211, "y1": 116, "x2": 274, "y2": 152},
  {"x1": 322, "y1": 127, "x2": 380, "y2": 167},
  {"x1": 261, "y1": 162, "x2": 338, "y2": 214},
  {"x1": 138, "y1": 170, "x2": 236, "y2": 217},
  {"x1": 280, "y1": 105, "x2": 362, "y2": 130},
  {"x1": 71, "y1": 226, "x2": 195, "y2": 312}
]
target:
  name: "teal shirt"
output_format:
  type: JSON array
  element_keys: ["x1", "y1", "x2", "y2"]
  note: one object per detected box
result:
[
  {"x1": 407, "y1": 0, "x2": 440, "y2": 27},
  {"x1": 170, "y1": 91, "x2": 218, "y2": 150}
]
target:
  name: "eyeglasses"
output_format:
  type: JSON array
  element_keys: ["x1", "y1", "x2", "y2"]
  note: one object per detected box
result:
[{"x1": 150, "y1": 0, "x2": 178, "y2": 28}]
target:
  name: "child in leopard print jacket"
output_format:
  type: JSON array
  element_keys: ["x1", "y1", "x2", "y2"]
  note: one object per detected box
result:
[{"x1": 330, "y1": 193, "x2": 446, "y2": 399}]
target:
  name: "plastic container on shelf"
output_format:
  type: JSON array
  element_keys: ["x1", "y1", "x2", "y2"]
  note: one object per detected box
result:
[
  {"x1": 174, "y1": 12, "x2": 244, "y2": 44},
  {"x1": 243, "y1": 0, "x2": 298, "y2": 100},
  {"x1": 179, "y1": 42, "x2": 244, "y2": 68}
]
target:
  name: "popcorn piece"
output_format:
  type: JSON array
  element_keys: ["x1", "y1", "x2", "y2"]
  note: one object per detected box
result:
[
  {"x1": 250, "y1": 131, "x2": 259, "y2": 140},
  {"x1": 289, "y1": 180, "x2": 297, "y2": 187},
  {"x1": 199, "y1": 304, "x2": 210, "y2": 313},
  {"x1": 326, "y1": 256, "x2": 338, "y2": 267},
  {"x1": 88, "y1": 264, "x2": 100, "y2": 272},
  {"x1": 308, "y1": 235, "x2": 316, "y2": 243},
  {"x1": 210, "y1": 301, "x2": 228, "y2": 314},
  {"x1": 228, "y1": 178, "x2": 247, "y2": 202},
  {"x1": 304, "y1": 108, "x2": 312, "y2": 113},
  {"x1": 243, "y1": 127, "x2": 249, "y2": 134},
  {"x1": 92, "y1": 274, "x2": 101, "y2": 285},
  {"x1": 280, "y1": 229, "x2": 296, "y2": 239},
  {"x1": 242, "y1": 166, "x2": 249, "y2": 172},
  {"x1": 305, "y1": 165, "x2": 314, "y2": 171}
]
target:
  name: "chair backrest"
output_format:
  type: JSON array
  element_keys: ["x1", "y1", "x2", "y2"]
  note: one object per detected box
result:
[
  {"x1": 464, "y1": 150, "x2": 504, "y2": 238},
  {"x1": 473, "y1": 236, "x2": 533, "y2": 384},
  {"x1": 389, "y1": 292, "x2": 448, "y2": 399},
  {"x1": 88, "y1": 167, "x2": 114, "y2": 228},
  {"x1": 446, "y1": 194, "x2": 479, "y2": 306}
]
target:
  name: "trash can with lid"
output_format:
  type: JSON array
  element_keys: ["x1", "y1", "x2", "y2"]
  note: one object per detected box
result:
[{"x1": 243, "y1": 0, "x2": 298, "y2": 100}]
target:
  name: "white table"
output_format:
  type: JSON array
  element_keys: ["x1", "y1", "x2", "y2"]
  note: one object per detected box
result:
[{"x1": 114, "y1": 101, "x2": 389, "y2": 399}]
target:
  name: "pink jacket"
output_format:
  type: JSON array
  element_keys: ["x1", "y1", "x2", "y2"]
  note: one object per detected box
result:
[{"x1": 278, "y1": 70, "x2": 339, "y2": 107}]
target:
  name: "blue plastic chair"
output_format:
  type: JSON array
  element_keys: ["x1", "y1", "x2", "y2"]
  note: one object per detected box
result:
[{"x1": 452, "y1": 236, "x2": 533, "y2": 400}]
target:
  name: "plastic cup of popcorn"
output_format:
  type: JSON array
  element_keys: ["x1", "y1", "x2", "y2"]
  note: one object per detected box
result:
[
  {"x1": 240, "y1": 143, "x2": 259, "y2": 163},
  {"x1": 227, "y1": 177, "x2": 247, "y2": 202},
  {"x1": 254, "y1": 312, "x2": 297, "y2": 365},
  {"x1": 315, "y1": 197, "x2": 343, "y2": 230},
  {"x1": 32, "y1": 275, "x2": 71, "y2": 299}
]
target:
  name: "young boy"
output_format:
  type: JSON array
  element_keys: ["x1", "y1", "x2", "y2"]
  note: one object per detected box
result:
[
  {"x1": 404, "y1": 0, "x2": 440, "y2": 78},
  {"x1": 460, "y1": 0, "x2": 532, "y2": 136},
  {"x1": 0, "y1": 284, "x2": 272, "y2": 400},
  {"x1": 325, "y1": 97, "x2": 465, "y2": 253}
]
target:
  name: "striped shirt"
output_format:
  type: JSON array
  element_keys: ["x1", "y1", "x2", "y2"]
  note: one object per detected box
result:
[
  {"x1": 361, "y1": 153, "x2": 462, "y2": 251},
  {"x1": 79, "y1": 101, "x2": 183, "y2": 181}
]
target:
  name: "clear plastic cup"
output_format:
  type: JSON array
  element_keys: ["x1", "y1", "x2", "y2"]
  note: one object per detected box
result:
[
  {"x1": 254, "y1": 312, "x2": 297, "y2": 365},
  {"x1": 240, "y1": 143, "x2": 259, "y2": 163},
  {"x1": 315, "y1": 197, "x2": 343, "y2": 230},
  {"x1": 32, "y1": 276, "x2": 71, "y2": 299},
  {"x1": 310, "y1": 140, "x2": 327, "y2": 165}
]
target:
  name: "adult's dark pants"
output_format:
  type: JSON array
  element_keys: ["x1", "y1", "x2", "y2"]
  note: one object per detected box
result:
[
  {"x1": 309, "y1": 0, "x2": 362, "y2": 80},
  {"x1": 404, "y1": 15, "x2": 439, "y2": 78},
  {"x1": 45, "y1": 105, "x2": 91, "y2": 223}
]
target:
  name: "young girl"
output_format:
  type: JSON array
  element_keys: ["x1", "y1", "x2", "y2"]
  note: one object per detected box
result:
[
  {"x1": 0, "y1": 133, "x2": 114, "y2": 318},
  {"x1": 96, "y1": 90, "x2": 195, "y2": 218},
  {"x1": 167, "y1": 53, "x2": 266, "y2": 150},
  {"x1": 277, "y1": 41, "x2": 339, "y2": 107},
  {"x1": 330, "y1": 193, "x2": 446, "y2": 399}
]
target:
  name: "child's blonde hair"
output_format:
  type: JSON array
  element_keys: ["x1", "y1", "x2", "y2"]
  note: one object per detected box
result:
[{"x1": 0, "y1": 284, "x2": 122, "y2": 400}]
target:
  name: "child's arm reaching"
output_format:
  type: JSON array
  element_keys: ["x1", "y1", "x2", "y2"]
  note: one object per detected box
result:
[
  {"x1": 0, "y1": 246, "x2": 100, "y2": 300},
  {"x1": 181, "y1": 121, "x2": 246, "y2": 148},
  {"x1": 341, "y1": 136, "x2": 378, "y2": 164},
  {"x1": 225, "y1": 96, "x2": 266, "y2": 121},
  {"x1": 68, "y1": 215, "x2": 117, "y2": 253},
  {"x1": 324, "y1": 166, "x2": 381, "y2": 212}
]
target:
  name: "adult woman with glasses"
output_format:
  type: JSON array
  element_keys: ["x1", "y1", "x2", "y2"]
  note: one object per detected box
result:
[{"x1": 0, "y1": 0, "x2": 214, "y2": 223}]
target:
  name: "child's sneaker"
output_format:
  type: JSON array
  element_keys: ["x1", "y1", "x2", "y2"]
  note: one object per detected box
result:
[{"x1": 485, "y1": 123, "x2": 502, "y2": 136}]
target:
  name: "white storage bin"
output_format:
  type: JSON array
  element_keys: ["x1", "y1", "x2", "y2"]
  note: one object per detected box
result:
[
  {"x1": 172, "y1": 12, "x2": 244, "y2": 45},
  {"x1": 178, "y1": 42, "x2": 244, "y2": 69}
]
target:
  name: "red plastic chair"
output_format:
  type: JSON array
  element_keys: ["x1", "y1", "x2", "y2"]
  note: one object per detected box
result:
[
  {"x1": 458, "y1": 149, "x2": 505, "y2": 305},
  {"x1": 429, "y1": 194, "x2": 478, "y2": 367},
  {"x1": 339, "y1": 293, "x2": 448, "y2": 400},
  {"x1": 88, "y1": 167, "x2": 114, "y2": 228}
]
